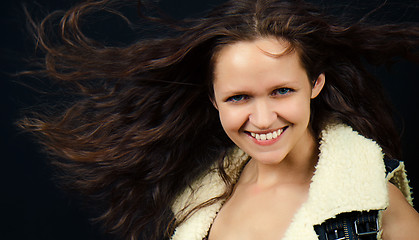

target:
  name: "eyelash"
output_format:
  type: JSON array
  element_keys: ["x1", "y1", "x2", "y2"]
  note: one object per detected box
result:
[
  {"x1": 272, "y1": 88, "x2": 293, "y2": 96},
  {"x1": 226, "y1": 88, "x2": 294, "y2": 103},
  {"x1": 226, "y1": 95, "x2": 248, "y2": 103}
]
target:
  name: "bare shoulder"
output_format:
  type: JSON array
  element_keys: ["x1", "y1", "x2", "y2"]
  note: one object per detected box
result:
[{"x1": 381, "y1": 182, "x2": 419, "y2": 240}]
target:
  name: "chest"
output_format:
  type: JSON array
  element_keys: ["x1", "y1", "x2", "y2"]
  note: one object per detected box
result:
[{"x1": 208, "y1": 184, "x2": 309, "y2": 240}]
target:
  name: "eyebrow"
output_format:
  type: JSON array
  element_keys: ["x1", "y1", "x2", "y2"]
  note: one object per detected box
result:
[
  {"x1": 220, "y1": 82, "x2": 297, "y2": 97},
  {"x1": 217, "y1": 89, "x2": 249, "y2": 99}
]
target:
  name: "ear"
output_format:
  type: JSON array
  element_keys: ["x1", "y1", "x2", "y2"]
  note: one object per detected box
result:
[
  {"x1": 210, "y1": 96, "x2": 219, "y2": 110},
  {"x1": 311, "y1": 73, "x2": 325, "y2": 99}
]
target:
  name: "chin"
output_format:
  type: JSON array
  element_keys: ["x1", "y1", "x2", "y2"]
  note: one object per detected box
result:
[{"x1": 248, "y1": 151, "x2": 287, "y2": 165}]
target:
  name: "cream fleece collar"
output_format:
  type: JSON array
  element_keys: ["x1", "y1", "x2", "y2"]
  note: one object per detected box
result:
[{"x1": 171, "y1": 123, "x2": 390, "y2": 240}]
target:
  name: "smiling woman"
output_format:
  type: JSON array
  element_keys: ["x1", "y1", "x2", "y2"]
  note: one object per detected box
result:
[
  {"x1": 210, "y1": 38, "x2": 325, "y2": 239},
  {"x1": 17, "y1": 0, "x2": 419, "y2": 240}
]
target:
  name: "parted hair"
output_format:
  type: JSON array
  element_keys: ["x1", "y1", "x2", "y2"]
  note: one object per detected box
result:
[{"x1": 19, "y1": 0, "x2": 418, "y2": 239}]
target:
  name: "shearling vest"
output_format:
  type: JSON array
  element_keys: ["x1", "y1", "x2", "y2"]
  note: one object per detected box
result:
[{"x1": 170, "y1": 124, "x2": 412, "y2": 240}]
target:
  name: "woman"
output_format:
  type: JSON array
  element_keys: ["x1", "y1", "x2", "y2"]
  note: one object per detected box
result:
[{"x1": 20, "y1": 0, "x2": 419, "y2": 239}]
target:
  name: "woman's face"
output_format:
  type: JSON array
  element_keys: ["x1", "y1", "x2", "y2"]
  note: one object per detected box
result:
[{"x1": 212, "y1": 37, "x2": 324, "y2": 164}]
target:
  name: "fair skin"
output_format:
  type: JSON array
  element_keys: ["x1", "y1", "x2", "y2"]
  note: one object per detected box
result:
[
  {"x1": 381, "y1": 183, "x2": 419, "y2": 239},
  {"x1": 208, "y1": 37, "x2": 419, "y2": 240}
]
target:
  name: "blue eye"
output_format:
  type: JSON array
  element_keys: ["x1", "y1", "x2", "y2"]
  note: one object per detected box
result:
[
  {"x1": 227, "y1": 95, "x2": 248, "y2": 103},
  {"x1": 273, "y1": 88, "x2": 292, "y2": 96}
]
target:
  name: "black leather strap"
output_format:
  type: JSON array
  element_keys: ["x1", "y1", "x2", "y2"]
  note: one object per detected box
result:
[{"x1": 314, "y1": 210, "x2": 379, "y2": 240}]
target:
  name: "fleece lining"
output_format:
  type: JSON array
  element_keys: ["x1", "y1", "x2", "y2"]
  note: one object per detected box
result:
[{"x1": 171, "y1": 123, "x2": 411, "y2": 240}]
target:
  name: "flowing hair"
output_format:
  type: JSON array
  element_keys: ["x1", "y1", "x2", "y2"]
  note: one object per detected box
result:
[{"x1": 19, "y1": 0, "x2": 419, "y2": 239}]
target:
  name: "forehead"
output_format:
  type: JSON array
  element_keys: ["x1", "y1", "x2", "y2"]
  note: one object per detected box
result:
[
  {"x1": 214, "y1": 37, "x2": 294, "y2": 64},
  {"x1": 212, "y1": 38, "x2": 307, "y2": 90}
]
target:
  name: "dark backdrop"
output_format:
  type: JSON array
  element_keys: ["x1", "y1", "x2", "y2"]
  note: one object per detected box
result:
[{"x1": 1, "y1": 0, "x2": 418, "y2": 239}]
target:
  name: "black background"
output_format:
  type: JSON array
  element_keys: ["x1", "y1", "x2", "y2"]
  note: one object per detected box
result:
[{"x1": 1, "y1": 0, "x2": 418, "y2": 239}]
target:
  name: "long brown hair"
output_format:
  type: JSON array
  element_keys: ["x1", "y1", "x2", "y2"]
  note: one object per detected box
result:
[{"x1": 19, "y1": 0, "x2": 418, "y2": 239}]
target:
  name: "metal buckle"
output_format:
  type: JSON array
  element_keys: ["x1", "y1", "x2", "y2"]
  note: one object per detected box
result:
[
  {"x1": 354, "y1": 217, "x2": 379, "y2": 236},
  {"x1": 333, "y1": 229, "x2": 346, "y2": 240},
  {"x1": 324, "y1": 229, "x2": 346, "y2": 240}
]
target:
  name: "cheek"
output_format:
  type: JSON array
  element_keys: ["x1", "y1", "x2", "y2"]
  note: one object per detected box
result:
[
  {"x1": 218, "y1": 106, "x2": 248, "y2": 133},
  {"x1": 277, "y1": 98, "x2": 311, "y2": 123}
]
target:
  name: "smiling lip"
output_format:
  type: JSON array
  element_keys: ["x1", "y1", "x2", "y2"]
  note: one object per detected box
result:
[{"x1": 246, "y1": 127, "x2": 287, "y2": 145}]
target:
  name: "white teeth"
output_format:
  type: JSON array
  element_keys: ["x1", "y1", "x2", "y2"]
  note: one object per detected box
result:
[
  {"x1": 260, "y1": 134, "x2": 267, "y2": 140},
  {"x1": 250, "y1": 128, "x2": 284, "y2": 141}
]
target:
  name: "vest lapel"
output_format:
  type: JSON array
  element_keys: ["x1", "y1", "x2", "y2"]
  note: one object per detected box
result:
[
  {"x1": 282, "y1": 123, "x2": 388, "y2": 239},
  {"x1": 171, "y1": 148, "x2": 248, "y2": 240}
]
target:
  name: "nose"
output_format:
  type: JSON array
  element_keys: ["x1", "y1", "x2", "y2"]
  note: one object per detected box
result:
[{"x1": 248, "y1": 100, "x2": 277, "y2": 129}]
